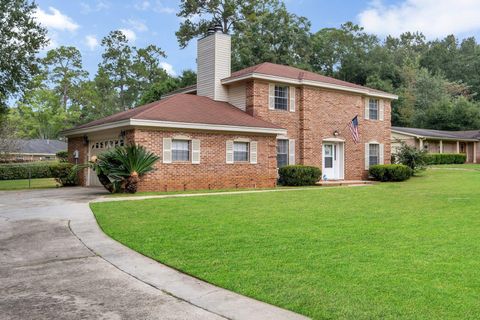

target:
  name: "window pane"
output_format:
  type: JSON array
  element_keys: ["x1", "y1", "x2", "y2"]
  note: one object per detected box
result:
[
  {"x1": 369, "y1": 99, "x2": 379, "y2": 120},
  {"x1": 274, "y1": 85, "x2": 288, "y2": 110},
  {"x1": 234, "y1": 142, "x2": 249, "y2": 162},
  {"x1": 277, "y1": 140, "x2": 289, "y2": 167},
  {"x1": 369, "y1": 144, "x2": 379, "y2": 166},
  {"x1": 172, "y1": 140, "x2": 190, "y2": 161}
]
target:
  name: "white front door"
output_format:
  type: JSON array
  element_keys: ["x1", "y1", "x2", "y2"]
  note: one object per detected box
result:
[{"x1": 322, "y1": 142, "x2": 344, "y2": 180}]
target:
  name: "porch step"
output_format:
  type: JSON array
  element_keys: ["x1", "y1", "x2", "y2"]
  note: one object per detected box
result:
[{"x1": 316, "y1": 180, "x2": 373, "y2": 187}]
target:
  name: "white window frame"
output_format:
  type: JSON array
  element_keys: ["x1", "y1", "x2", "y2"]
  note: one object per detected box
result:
[
  {"x1": 277, "y1": 139, "x2": 289, "y2": 168},
  {"x1": 233, "y1": 141, "x2": 249, "y2": 162},
  {"x1": 274, "y1": 85, "x2": 289, "y2": 111},
  {"x1": 172, "y1": 139, "x2": 190, "y2": 162},
  {"x1": 369, "y1": 99, "x2": 379, "y2": 120},
  {"x1": 369, "y1": 143, "x2": 380, "y2": 167}
]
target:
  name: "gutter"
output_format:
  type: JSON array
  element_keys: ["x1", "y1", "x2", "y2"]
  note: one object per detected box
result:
[
  {"x1": 221, "y1": 73, "x2": 399, "y2": 100},
  {"x1": 61, "y1": 119, "x2": 287, "y2": 137}
]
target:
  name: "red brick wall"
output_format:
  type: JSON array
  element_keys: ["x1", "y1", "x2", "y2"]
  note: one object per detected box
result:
[
  {"x1": 132, "y1": 129, "x2": 278, "y2": 192},
  {"x1": 67, "y1": 136, "x2": 88, "y2": 186},
  {"x1": 246, "y1": 81, "x2": 392, "y2": 180}
]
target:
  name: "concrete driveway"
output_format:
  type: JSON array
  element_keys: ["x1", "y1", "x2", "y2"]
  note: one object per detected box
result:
[
  {"x1": 0, "y1": 188, "x2": 223, "y2": 320},
  {"x1": 0, "y1": 187, "x2": 308, "y2": 320}
]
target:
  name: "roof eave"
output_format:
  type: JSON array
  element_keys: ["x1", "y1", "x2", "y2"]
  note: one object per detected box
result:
[
  {"x1": 222, "y1": 73, "x2": 399, "y2": 100},
  {"x1": 62, "y1": 119, "x2": 286, "y2": 137},
  {"x1": 392, "y1": 129, "x2": 479, "y2": 141}
]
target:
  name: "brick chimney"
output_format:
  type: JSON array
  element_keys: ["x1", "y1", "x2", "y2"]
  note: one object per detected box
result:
[{"x1": 196, "y1": 24, "x2": 231, "y2": 101}]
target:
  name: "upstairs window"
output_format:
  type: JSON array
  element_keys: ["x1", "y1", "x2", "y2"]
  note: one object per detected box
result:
[
  {"x1": 274, "y1": 85, "x2": 289, "y2": 110},
  {"x1": 172, "y1": 140, "x2": 190, "y2": 161},
  {"x1": 233, "y1": 142, "x2": 249, "y2": 162},
  {"x1": 369, "y1": 99, "x2": 379, "y2": 120}
]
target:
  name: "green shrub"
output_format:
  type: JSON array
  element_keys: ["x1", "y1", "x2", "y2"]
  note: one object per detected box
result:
[
  {"x1": 278, "y1": 165, "x2": 322, "y2": 186},
  {"x1": 393, "y1": 142, "x2": 427, "y2": 173},
  {"x1": 424, "y1": 153, "x2": 466, "y2": 165},
  {"x1": 56, "y1": 150, "x2": 68, "y2": 162},
  {"x1": 51, "y1": 163, "x2": 79, "y2": 186},
  {"x1": 369, "y1": 164, "x2": 413, "y2": 182},
  {"x1": 0, "y1": 162, "x2": 75, "y2": 184}
]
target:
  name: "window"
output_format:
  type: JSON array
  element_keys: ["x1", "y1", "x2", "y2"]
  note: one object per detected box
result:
[
  {"x1": 369, "y1": 99, "x2": 379, "y2": 120},
  {"x1": 277, "y1": 140, "x2": 289, "y2": 168},
  {"x1": 369, "y1": 143, "x2": 379, "y2": 166},
  {"x1": 172, "y1": 140, "x2": 190, "y2": 161},
  {"x1": 274, "y1": 85, "x2": 289, "y2": 110},
  {"x1": 234, "y1": 142, "x2": 249, "y2": 162}
]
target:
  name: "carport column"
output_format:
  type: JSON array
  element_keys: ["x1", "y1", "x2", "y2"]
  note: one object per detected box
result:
[
  {"x1": 419, "y1": 139, "x2": 424, "y2": 150},
  {"x1": 439, "y1": 140, "x2": 443, "y2": 153},
  {"x1": 456, "y1": 141, "x2": 460, "y2": 153},
  {"x1": 474, "y1": 142, "x2": 477, "y2": 163}
]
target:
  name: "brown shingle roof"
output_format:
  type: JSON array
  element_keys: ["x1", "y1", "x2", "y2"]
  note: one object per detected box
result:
[
  {"x1": 224, "y1": 62, "x2": 391, "y2": 96},
  {"x1": 73, "y1": 94, "x2": 282, "y2": 131}
]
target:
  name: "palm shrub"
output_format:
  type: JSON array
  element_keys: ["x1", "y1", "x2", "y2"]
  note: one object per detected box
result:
[{"x1": 92, "y1": 144, "x2": 159, "y2": 193}]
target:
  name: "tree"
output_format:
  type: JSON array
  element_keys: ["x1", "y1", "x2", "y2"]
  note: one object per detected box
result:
[
  {"x1": 100, "y1": 31, "x2": 134, "y2": 111},
  {"x1": 42, "y1": 46, "x2": 88, "y2": 110},
  {"x1": 139, "y1": 70, "x2": 197, "y2": 105},
  {"x1": 0, "y1": 0, "x2": 48, "y2": 112},
  {"x1": 9, "y1": 75, "x2": 80, "y2": 139},
  {"x1": 231, "y1": 1, "x2": 311, "y2": 70},
  {"x1": 0, "y1": 116, "x2": 20, "y2": 161},
  {"x1": 176, "y1": 0, "x2": 262, "y2": 48}
]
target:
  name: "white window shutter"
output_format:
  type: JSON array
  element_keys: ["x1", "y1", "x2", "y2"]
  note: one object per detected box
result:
[
  {"x1": 379, "y1": 99, "x2": 385, "y2": 121},
  {"x1": 250, "y1": 141, "x2": 258, "y2": 164},
  {"x1": 268, "y1": 83, "x2": 275, "y2": 110},
  {"x1": 379, "y1": 143, "x2": 385, "y2": 164},
  {"x1": 289, "y1": 87, "x2": 296, "y2": 112},
  {"x1": 226, "y1": 140, "x2": 234, "y2": 164},
  {"x1": 289, "y1": 139, "x2": 295, "y2": 165},
  {"x1": 364, "y1": 98, "x2": 370, "y2": 120},
  {"x1": 364, "y1": 143, "x2": 369, "y2": 170},
  {"x1": 191, "y1": 139, "x2": 200, "y2": 164},
  {"x1": 163, "y1": 138, "x2": 172, "y2": 163}
]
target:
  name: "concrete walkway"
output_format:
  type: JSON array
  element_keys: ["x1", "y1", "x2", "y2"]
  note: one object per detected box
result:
[{"x1": 0, "y1": 187, "x2": 309, "y2": 320}]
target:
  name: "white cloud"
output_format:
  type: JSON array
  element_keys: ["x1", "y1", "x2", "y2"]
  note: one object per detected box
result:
[
  {"x1": 85, "y1": 35, "x2": 99, "y2": 50},
  {"x1": 153, "y1": 1, "x2": 176, "y2": 14},
  {"x1": 358, "y1": 0, "x2": 480, "y2": 38},
  {"x1": 35, "y1": 7, "x2": 79, "y2": 32},
  {"x1": 80, "y1": 1, "x2": 110, "y2": 13},
  {"x1": 160, "y1": 62, "x2": 177, "y2": 76},
  {"x1": 134, "y1": 1, "x2": 151, "y2": 10},
  {"x1": 119, "y1": 28, "x2": 137, "y2": 42},
  {"x1": 135, "y1": 0, "x2": 174, "y2": 14},
  {"x1": 123, "y1": 19, "x2": 148, "y2": 32}
]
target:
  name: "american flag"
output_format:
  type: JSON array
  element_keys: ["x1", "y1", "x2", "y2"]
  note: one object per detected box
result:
[{"x1": 348, "y1": 115, "x2": 360, "y2": 144}]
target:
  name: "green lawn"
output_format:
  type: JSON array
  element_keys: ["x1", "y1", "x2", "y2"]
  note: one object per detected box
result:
[
  {"x1": 0, "y1": 178, "x2": 58, "y2": 190},
  {"x1": 91, "y1": 167, "x2": 480, "y2": 319}
]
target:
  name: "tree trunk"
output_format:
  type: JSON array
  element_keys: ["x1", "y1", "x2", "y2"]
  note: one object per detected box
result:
[{"x1": 124, "y1": 172, "x2": 139, "y2": 194}]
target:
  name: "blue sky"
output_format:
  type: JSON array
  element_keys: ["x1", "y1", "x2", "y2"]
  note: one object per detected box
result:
[{"x1": 34, "y1": 0, "x2": 480, "y2": 78}]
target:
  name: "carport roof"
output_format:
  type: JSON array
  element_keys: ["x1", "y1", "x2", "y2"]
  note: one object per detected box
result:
[{"x1": 392, "y1": 127, "x2": 480, "y2": 141}]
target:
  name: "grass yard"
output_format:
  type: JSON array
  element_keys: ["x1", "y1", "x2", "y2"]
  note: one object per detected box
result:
[
  {"x1": 0, "y1": 178, "x2": 58, "y2": 190},
  {"x1": 91, "y1": 167, "x2": 480, "y2": 319}
]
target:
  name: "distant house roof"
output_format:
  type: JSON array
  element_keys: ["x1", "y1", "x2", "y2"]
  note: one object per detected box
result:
[
  {"x1": 222, "y1": 62, "x2": 397, "y2": 99},
  {"x1": 392, "y1": 127, "x2": 480, "y2": 141},
  {"x1": 12, "y1": 139, "x2": 67, "y2": 155},
  {"x1": 63, "y1": 94, "x2": 286, "y2": 136}
]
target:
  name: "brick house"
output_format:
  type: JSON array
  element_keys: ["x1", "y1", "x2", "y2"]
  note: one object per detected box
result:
[
  {"x1": 392, "y1": 127, "x2": 479, "y2": 163},
  {"x1": 63, "y1": 28, "x2": 398, "y2": 191}
]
